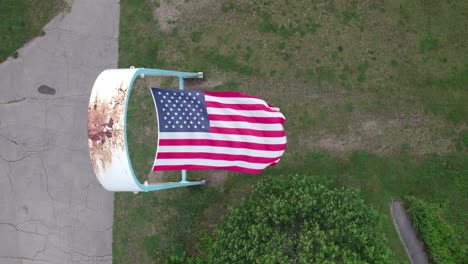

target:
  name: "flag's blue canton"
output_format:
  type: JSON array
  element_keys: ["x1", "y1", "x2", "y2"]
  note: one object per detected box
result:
[{"x1": 151, "y1": 88, "x2": 210, "y2": 132}]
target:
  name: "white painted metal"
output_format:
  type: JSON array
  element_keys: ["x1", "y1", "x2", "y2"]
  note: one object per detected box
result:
[{"x1": 88, "y1": 68, "x2": 205, "y2": 192}]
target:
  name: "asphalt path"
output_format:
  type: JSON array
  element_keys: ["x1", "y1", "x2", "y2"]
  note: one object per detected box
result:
[
  {"x1": 391, "y1": 200, "x2": 431, "y2": 264},
  {"x1": 0, "y1": 1, "x2": 119, "y2": 263}
]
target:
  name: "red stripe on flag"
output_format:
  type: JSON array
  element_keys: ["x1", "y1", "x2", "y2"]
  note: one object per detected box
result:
[
  {"x1": 210, "y1": 127, "x2": 286, "y2": 137},
  {"x1": 158, "y1": 139, "x2": 286, "y2": 151},
  {"x1": 153, "y1": 165, "x2": 263, "y2": 174},
  {"x1": 156, "y1": 152, "x2": 281, "y2": 164},
  {"x1": 206, "y1": 101, "x2": 277, "y2": 112},
  {"x1": 204, "y1": 92, "x2": 261, "y2": 99},
  {"x1": 208, "y1": 114, "x2": 285, "y2": 124}
]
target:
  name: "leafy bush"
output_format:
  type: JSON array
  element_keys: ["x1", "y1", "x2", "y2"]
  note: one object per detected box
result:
[
  {"x1": 403, "y1": 196, "x2": 467, "y2": 264},
  {"x1": 164, "y1": 235, "x2": 213, "y2": 264},
  {"x1": 210, "y1": 175, "x2": 395, "y2": 263}
]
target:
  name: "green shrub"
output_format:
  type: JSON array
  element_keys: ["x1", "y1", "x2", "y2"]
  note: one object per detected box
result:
[
  {"x1": 210, "y1": 175, "x2": 395, "y2": 263},
  {"x1": 163, "y1": 234, "x2": 213, "y2": 264},
  {"x1": 403, "y1": 197, "x2": 467, "y2": 264}
]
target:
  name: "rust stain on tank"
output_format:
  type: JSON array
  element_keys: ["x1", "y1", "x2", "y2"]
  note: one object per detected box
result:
[{"x1": 88, "y1": 80, "x2": 128, "y2": 173}]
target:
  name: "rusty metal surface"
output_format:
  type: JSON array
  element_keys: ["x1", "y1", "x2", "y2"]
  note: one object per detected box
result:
[
  {"x1": 88, "y1": 80, "x2": 125, "y2": 175},
  {"x1": 87, "y1": 68, "x2": 204, "y2": 192},
  {"x1": 87, "y1": 69, "x2": 141, "y2": 191}
]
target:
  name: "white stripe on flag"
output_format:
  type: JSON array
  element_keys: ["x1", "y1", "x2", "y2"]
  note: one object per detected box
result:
[
  {"x1": 205, "y1": 95, "x2": 268, "y2": 105},
  {"x1": 158, "y1": 132, "x2": 287, "y2": 144},
  {"x1": 209, "y1": 121, "x2": 283, "y2": 131},
  {"x1": 157, "y1": 146, "x2": 284, "y2": 158},
  {"x1": 207, "y1": 107, "x2": 285, "y2": 118}
]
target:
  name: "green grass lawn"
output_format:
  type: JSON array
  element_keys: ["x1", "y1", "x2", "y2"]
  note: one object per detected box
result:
[
  {"x1": 0, "y1": 0, "x2": 66, "y2": 62},
  {"x1": 116, "y1": 0, "x2": 467, "y2": 263}
]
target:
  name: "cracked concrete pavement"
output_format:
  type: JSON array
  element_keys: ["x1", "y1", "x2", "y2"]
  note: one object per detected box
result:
[{"x1": 0, "y1": 0, "x2": 119, "y2": 263}]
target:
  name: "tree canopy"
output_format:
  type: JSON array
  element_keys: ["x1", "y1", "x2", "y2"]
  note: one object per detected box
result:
[{"x1": 210, "y1": 175, "x2": 394, "y2": 263}]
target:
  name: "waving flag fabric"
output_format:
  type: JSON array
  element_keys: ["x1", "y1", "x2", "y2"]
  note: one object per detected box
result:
[{"x1": 150, "y1": 88, "x2": 286, "y2": 174}]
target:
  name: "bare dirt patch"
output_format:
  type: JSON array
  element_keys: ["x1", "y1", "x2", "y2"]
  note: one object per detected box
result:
[
  {"x1": 184, "y1": 78, "x2": 223, "y2": 91},
  {"x1": 203, "y1": 170, "x2": 228, "y2": 185},
  {"x1": 152, "y1": 0, "x2": 217, "y2": 32},
  {"x1": 153, "y1": 0, "x2": 183, "y2": 31},
  {"x1": 304, "y1": 113, "x2": 457, "y2": 155}
]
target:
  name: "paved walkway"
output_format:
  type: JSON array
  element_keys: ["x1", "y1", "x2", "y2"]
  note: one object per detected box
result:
[
  {"x1": 0, "y1": 1, "x2": 119, "y2": 263},
  {"x1": 391, "y1": 200, "x2": 430, "y2": 264}
]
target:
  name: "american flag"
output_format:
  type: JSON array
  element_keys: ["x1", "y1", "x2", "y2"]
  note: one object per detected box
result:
[{"x1": 150, "y1": 88, "x2": 286, "y2": 174}]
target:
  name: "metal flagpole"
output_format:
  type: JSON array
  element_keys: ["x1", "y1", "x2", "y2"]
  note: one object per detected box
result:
[{"x1": 178, "y1": 76, "x2": 188, "y2": 183}]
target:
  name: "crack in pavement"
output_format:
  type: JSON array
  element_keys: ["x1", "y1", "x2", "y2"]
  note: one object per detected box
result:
[
  {"x1": 75, "y1": 183, "x2": 98, "y2": 224},
  {"x1": 0, "y1": 154, "x2": 31, "y2": 163},
  {"x1": 39, "y1": 155, "x2": 58, "y2": 230},
  {"x1": 0, "y1": 131, "x2": 18, "y2": 145},
  {"x1": 51, "y1": 244, "x2": 112, "y2": 262},
  {"x1": 32, "y1": 233, "x2": 51, "y2": 261},
  {"x1": 49, "y1": 143, "x2": 88, "y2": 153},
  {"x1": 0, "y1": 97, "x2": 27, "y2": 104},
  {"x1": 0, "y1": 222, "x2": 48, "y2": 238},
  {"x1": 0, "y1": 94, "x2": 89, "y2": 105},
  {"x1": 56, "y1": 29, "x2": 71, "y2": 93},
  {"x1": 0, "y1": 256, "x2": 52, "y2": 264},
  {"x1": 1, "y1": 159, "x2": 13, "y2": 192}
]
